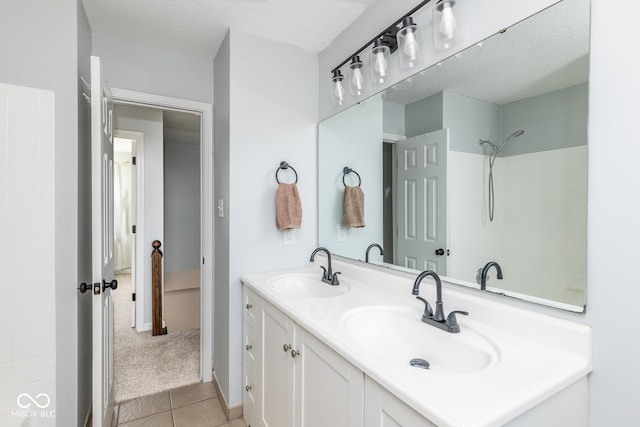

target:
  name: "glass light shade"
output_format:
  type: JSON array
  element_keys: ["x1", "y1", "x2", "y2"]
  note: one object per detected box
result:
[
  {"x1": 370, "y1": 39, "x2": 391, "y2": 85},
  {"x1": 433, "y1": 0, "x2": 457, "y2": 50},
  {"x1": 397, "y1": 16, "x2": 420, "y2": 69},
  {"x1": 348, "y1": 56, "x2": 366, "y2": 96},
  {"x1": 331, "y1": 70, "x2": 346, "y2": 106}
]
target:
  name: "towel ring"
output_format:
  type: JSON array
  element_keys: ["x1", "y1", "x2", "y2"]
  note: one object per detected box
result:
[
  {"x1": 342, "y1": 167, "x2": 361, "y2": 187},
  {"x1": 276, "y1": 161, "x2": 298, "y2": 184}
]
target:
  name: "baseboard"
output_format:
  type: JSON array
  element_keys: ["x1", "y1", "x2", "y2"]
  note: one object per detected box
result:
[
  {"x1": 211, "y1": 371, "x2": 243, "y2": 421},
  {"x1": 139, "y1": 322, "x2": 152, "y2": 332}
]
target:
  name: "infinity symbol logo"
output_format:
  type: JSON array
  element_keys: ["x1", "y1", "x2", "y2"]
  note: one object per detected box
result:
[{"x1": 17, "y1": 393, "x2": 50, "y2": 409}]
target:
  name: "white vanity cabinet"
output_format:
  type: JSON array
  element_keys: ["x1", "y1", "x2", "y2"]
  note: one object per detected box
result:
[{"x1": 243, "y1": 287, "x2": 364, "y2": 427}]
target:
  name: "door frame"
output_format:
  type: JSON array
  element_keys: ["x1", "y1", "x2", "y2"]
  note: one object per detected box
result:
[{"x1": 111, "y1": 87, "x2": 214, "y2": 383}]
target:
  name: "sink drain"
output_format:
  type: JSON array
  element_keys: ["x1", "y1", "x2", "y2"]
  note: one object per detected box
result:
[{"x1": 409, "y1": 358, "x2": 430, "y2": 369}]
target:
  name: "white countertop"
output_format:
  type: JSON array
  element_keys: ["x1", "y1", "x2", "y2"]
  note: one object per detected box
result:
[{"x1": 241, "y1": 257, "x2": 592, "y2": 427}]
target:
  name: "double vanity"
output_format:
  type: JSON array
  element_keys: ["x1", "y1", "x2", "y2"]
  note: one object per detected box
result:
[{"x1": 240, "y1": 253, "x2": 592, "y2": 427}]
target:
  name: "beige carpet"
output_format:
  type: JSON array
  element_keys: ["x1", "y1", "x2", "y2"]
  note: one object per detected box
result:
[{"x1": 114, "y1": 273, "x2": 200, "y2": 402}]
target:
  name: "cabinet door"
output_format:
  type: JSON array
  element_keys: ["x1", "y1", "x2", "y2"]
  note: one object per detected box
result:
[
  {"x1": 243, "y1": 364, "x2": 259, "y2": 427},
  {"x1": 364, "y1": 376, "x2": 435, "y2": 427},
  {"x1": 294, "y1": 328, "x2": 364, "y2": 427},
  {"x1": 261, "y1": 301, "x2": 294, "y2": 427}
]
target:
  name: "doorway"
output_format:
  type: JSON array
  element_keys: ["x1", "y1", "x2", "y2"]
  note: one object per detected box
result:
[{"x1": 108, "y1": 90, "x2": 213, "y2": 402}]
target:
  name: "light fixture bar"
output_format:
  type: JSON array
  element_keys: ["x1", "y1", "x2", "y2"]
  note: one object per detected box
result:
[{"x1": 330, "y1": 0, "x2": 434, "y2": 74}]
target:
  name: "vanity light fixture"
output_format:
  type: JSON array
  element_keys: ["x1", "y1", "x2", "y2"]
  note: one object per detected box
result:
[
  {"x1": 330, "y1": 0, "x2": 458, "y2": 105},
  {"x1": 433, "y1": 0, "x2": 457, "y2": 50},
  {"x1": 348, "y1": 56, "x2": 366, "y2": 96},
  {"x1": 331, "y1": 69, "x2": 346, "y2": 106}
]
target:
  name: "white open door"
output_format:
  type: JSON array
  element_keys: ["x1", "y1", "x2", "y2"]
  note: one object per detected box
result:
[
  {"x1": 130, "y1": 141, "x2": 137, "y2": 328},
  {"x1": 395, "y1": 129, "x2": 449, "y2": 274},
  {"x1": 91, "y1": 55, "x2": 116, "y2": 427}
]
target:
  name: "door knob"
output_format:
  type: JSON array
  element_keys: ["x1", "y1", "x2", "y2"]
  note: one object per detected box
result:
[
  {"x1": 78, "y1": 282, "x2": 92, "y2": 294},
  {"x1": 103, "y1": 279, "x2": 118, "y2": 291},
  {"x1": 435, "y1": 248, "x2": 445, "y2": 256}
]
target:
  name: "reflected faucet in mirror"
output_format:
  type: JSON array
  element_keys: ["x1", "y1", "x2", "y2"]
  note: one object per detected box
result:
[
  {"x1": 310, "y1": 247, "x2": 341, "y2": 286},
  {"x1": 478, "y1": 261, "x2": 503, "y2": 291},
  {"x1": 365, "y1": 243, "x2": 384, "y2": 262},
  {"x1": 412, "y1": 270, "x2": 468, "y2": 333}
]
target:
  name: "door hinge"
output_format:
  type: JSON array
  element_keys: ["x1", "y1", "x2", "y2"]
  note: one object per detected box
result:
[
  {"x1": 132, "y1": 156, "x2": 136, "y2": 165},
  {"x1": 132, "y1": 293, "x2": 136, "y2": 301},
  {"x1": 132, "y1": 225, "x2": 136, "y2": 234},
  {"x1": 202, "y1": 257, "x2": 205, "y2": 265}
]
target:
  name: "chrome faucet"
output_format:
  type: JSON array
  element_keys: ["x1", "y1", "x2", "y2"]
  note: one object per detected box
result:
[
  {"x1": 412, "y1": 270, "x2": 468, "y2": 333},
  {"x1": 310, "y1": 247, "x2": 341, "y2": 286},
  {"x1": 480, "y1": 261, "x2": 503, "y2": 290},
  {"x1": 365, "y1": 243, "x2": 384, "y2": 263}
]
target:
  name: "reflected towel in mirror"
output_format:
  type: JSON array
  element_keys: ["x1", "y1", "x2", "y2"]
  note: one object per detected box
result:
[
  {"x1": 276, "y1": 183, "x2": 302, "y2": 230},
  {"x1": 342, "y1": 185, "x2": 365, "y2": 228}
]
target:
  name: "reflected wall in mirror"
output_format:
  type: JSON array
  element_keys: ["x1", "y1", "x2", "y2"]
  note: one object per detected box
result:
[{"x1": 318, "y1": 0, "x2": 589, "y2": 311}]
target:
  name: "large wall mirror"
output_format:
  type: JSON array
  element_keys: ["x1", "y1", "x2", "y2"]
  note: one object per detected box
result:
[{"x1": 318, "y1": 0, "x2": 589, "y2": 311}]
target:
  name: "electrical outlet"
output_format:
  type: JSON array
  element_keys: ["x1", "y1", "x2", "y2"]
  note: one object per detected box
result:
[
  {"x1": 337, "y1": 225, "x2": 347, "y2": 242},
  {"x1": 284, "y1": 229, "x2": 296, "y2": 245}
]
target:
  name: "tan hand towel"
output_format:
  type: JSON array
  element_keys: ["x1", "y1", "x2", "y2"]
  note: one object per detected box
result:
[
  {"x1": 341, "y1": 185, "x2": 365, "y2": 228},
  {"x1": 276, "y1": 183, "x2": 302, "y2": 230}
]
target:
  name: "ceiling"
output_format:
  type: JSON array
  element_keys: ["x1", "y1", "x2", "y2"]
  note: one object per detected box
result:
[
  {"x1": 384, "y1": 0, "x2": 590, "y2": 106},
  {"x1": 82, "y1": 0, "x2": 379, "y2": 58}
]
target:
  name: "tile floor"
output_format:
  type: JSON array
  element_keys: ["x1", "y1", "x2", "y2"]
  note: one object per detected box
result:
[{"x1": 112, "y1": 382, "x2": 246, "y2": 427}]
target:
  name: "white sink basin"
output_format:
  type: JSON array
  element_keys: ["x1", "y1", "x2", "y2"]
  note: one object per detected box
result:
[
  {"x1": 268, "y1": 273, "x2": 350, "y2": 297},
  {"x1": 341, "y1": 306, "x2": 498, "y2": 373}
]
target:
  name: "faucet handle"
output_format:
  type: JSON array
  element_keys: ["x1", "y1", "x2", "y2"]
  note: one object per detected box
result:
[
  {"x1": 446, "y1": 310, "x2": 468, "y2": 331},
  {"x1": 331, "y1": 272, "x2": 341, "y2": 286},
  {"x1": 415, "y1": 296, "x2": 434, "y2": 318},
  {"x1": 320, "y1": 266, "x2": 329, "y2": 280}
]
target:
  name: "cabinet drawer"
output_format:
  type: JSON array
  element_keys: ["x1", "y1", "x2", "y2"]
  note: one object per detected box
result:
[
  {"x1": 243, "y1": 285, "x2": 258, "y2": 328},
  {"x1": 243, "y1": 364, "x2": 259, "y2": 427},
  {"x1": 244, "y1": 323, "x2": 257, "y2": 369}
]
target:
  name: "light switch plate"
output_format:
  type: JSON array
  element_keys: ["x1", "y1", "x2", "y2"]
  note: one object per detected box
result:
[
  {"x1": 284, "y1": 229, "x2": 296, "y2": 245},
  {"x1": 337, "y1": 225, "x2": 347, "y2": 242}
]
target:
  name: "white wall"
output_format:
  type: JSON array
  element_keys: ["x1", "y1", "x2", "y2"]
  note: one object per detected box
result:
[
  {"x1": 214, "y1": 28, "x2": 318, "y2": 408},
  {"x1": 0, "y1": 1, "x2": 80, "y2": 424},
  {"x1": 92, "y1": 34, "x2": 213, "y2": 104},
  {"x1": 213, "y1": 31, "x2": 231, "y2": 404},
  {"x1": 114, "y1": 105, "x2": 164, "y2": 328},
  {"x1": 586, "y1": 0, "x2": 640, "y2": 423},
  {"x1": 319, "y1": 94, "x2": 384, "y2": 260},
  {"x1": 164, "y1": 142, "x2": 200, "y2": 273}
]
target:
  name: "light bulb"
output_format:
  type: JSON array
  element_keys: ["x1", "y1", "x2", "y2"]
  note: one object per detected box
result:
[
  {"x1": 331, "y1": 70, "x2": 345, "y2": 106},
  {"x1": 439, "y1": 3, "x2": 456, "y2": 40},
  {"x1": 333, "y1": 80, "x2": 345, "y2": 102},
  {"x1": 351, "y1": 67, "x2": 364, "y2": 90},
  {"x1": 403, "y1": 30, "x2": 419, "y2": 61},
  {"x1": 374, "y1": 51, "x2": 388, "y2": 77}
]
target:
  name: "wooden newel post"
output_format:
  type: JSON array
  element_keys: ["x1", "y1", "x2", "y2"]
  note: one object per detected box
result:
[{"x1": 151, "y1": 240, "x2": 165, "y2": 336}]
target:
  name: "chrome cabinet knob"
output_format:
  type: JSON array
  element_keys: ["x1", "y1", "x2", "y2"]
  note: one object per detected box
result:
[
  {"x1": 246, "y1": 303, "x2": 253, "y2": 310},
  {"x1": 246, "y1": 385, "x2": 253, "y2": 391},
  {"x1": 283, "y1": 344, "x2": 291, "y2": 352},
  {"x1": 246, "y1": 344, "x2": 253, "y2": 351},
  {"x1": 291, "y1": 349, "x2": 300, "y2": 358}
]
